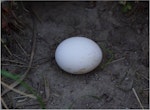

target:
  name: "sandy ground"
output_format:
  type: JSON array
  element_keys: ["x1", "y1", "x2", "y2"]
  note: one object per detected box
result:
[{"x1": 1, "y1": 1, "x2": 149, "y2": 109}]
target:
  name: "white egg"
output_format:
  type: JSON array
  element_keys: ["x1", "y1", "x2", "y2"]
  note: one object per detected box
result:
[{"x1": 55, "y1": 37, "x2": 103, "y2": 74}]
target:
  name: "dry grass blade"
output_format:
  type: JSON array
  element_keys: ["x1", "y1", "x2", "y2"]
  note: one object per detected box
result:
[
  {"x1": 2, "y1": 14, "x2": 37, "y2": 96},
  {"x1": 30, "y1": 8, "x2": 42, "y2": 23},
  {"x1": 1, "y1": 39, "x2": 13, "y2": 56},
  {"x1": 132, "y1": 88, "x2": 144, "y2": 109},
  {"x1": 21, "y1": 1, "x2": 30, "y2": 13},
  {"x1": 1, "y1": 97, "x2": 9, "y2": 109},
  {"x1": 1, "y1": 81, "x2": 37, "y2": 99},
  {"x1": 143, "y1": 88, "x2": 149, "y2": 91},
  {"x1": 136, "y1": 72, "x2": 149, "y2": 81},
  {"x1": 2, "y1": 58, "x2": 26, "y2": 65},
  {"x1": 15, "y1": 101, "x2": 41, "y2": 108},
  {"x1": 43, "y1": 75, "x2": 50, "y2": 101},
  {"x1": 2, "y1": 63, "x2": 38, "y2": 68},
  {"x1": 12, "y1": 54, "x2": 28, "y2": 63},
  {"x1": 14, "y1": 35, "x2": 29, "y2": 57},
  {"x1": 109, "y1": 57, "x2": 125, "y2": 64},
  {"x1": 11, "y1": 10, "x2": 25, "y2": 29}
]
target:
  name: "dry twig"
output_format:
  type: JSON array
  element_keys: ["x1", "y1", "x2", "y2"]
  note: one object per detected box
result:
[
  {"x1": 132, "y1": 88, "x2": 144, "y2": 109},
  {"x1": 2, "y1": 13, "x2": 37, "y2": 96},
  {"x1": 1, "y1": 97, "x2": 9, "y2": 109},
  {"x1": 1, "y1": 81, "x2": 36, "y2": 99}
]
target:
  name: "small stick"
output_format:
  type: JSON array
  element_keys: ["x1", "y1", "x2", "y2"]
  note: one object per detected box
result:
[
  {"x1": 1, "y1": 81, "x2": 36, "y2": 99},
  {"x1": 17, "y1": 97, "x2": 27, "y2": 103},
  {"x1": 132, "y1": 88, "x2": 144, "y2": 109},
  {"x1": 1, "y1": 97, "x2": 9, "y2": 109}
]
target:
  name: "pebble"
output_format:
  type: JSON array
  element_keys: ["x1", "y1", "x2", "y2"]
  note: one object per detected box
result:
[{"x1": 40, "y1": 91, "x2": 44, "y2": 94}]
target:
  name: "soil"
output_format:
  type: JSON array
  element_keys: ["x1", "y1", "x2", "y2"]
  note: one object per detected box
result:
[{"x1": 1, "y1": 1, "x2": 149, "y2": 109}]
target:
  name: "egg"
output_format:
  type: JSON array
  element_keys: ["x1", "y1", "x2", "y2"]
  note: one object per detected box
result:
[{"x1": 55, "y1": 37, "x2": 103, "y2": 74}]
